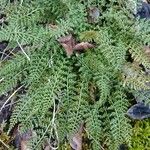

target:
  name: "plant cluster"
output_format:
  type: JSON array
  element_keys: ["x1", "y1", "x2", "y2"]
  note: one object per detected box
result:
[{"x1": 0, "y1": 0, "x2": 150, "y2": 150}]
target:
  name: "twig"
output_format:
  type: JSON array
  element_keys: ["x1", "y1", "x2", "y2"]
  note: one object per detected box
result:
[
  {"x1": 0, "y1": 85, "x2": 24, "y2": 113},
  {"x1": 49, "y1": 97, "x2": 59, "y2": 150},
  {"x1": 0, "y1": 47, "x2": 17, "y2": 63},
  {"x1": 3, "y1": 100, "x2": 21, "y2": 108},
  {"x1": 17, "y1": 40, "x2": 30, "y2": 61},
  {"x1": 33, "y1": 95, "x2": 59, "y2": 149},
  {"x1": 0, "y1": 138, "x2": 9, "y2": 149},
  {"x1": 0, "y1": 44, "x2": 9, "y2": 61},
  {"x1": 0, "y1": 78, "x2": 4, "y2": 83},
  {"x1": 20, "y1": 0, "x2": 24, "y2": 5}
]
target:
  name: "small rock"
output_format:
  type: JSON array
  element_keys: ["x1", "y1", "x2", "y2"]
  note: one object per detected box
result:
[
  {"x1": 127, "y1": 102, "x2": 150, "y2": 120},
  {"x1": 136, "y1": 2, "x2": 150, "y2": 19},
  {"x1": 88, "y1": 7, "x2": 100, "y2": 23}
]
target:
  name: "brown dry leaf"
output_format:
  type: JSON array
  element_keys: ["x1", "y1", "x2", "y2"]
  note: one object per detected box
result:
[
  {"x1": 70, "y1": 123, "x2": 84, "y2": 150},
  {"x1": 58, "y1": 35, "x2": 94, "y2": 56},
  {"x1": 58, "y1": 34, "x2": 75, "y2": 57},
  {"x1": 73, "y1": 42, "x2": 94, "y2": 51}
]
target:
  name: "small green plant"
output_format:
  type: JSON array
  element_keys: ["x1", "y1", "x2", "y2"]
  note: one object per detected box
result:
[
  {"x1": 0, "y1": 0, "x2": 150, "y2": 149},
  {"x1": 130, "y1": 119, "x2": 150, "y2": 150}
]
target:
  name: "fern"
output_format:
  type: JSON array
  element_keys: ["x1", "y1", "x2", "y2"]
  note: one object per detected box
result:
[
  {"x1": 109, "y1": 89, "x2": 132, "y2": 149},
  {"x1": 122, "y1": 62, "x2": 150, "y2": 90},
  {"x1": 0, "y1": 0, "x2": 150, "y2": 149},
  {"x1": 0, "y1": 52, "x2": 27, "y2": 94},
  {"x1": 66, "y1": 79, "x2": 89, "y2": 137},
  {"x1": 85, "y1": 105, "x2": 102, "y2": 150}
]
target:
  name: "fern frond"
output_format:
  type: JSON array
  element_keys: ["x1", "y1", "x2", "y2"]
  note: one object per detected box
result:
[
  {"x1": 23, "y1": 47, "x2": 50, "y2": 86},
  {"x1": 109, "y1": 89, "x2": 132, "y2": 149},
  {"x1": 5, "y1": 4, "x2": 41, "y2": 28},
  {"x1": 0, "y1": 53, "x2": 27, "y2": 94},
  {"x1": 86, "y1": 105, "x2": 102, "y2": 150},
  {"x1": 129, "y1": 43, "x2": 150, "y2": 69},
  {"x1": 56, "y1": 69, "x2": 77, "y2": 142},
  {"x1": 122, "y1": 63, "x2": 150, "y2": 90},
  {"x1": 133, "y1": 90, "x2": 150, "y2": 105},
  {"x1": 66, "y1": 80, "x2": 89, "y2": 138},
  {"x1": 97, "y1": 30, "x2": 127, "y2": 70},
  {"x1": 9, "y1": 55, "x2": 71, "y2": 132}
]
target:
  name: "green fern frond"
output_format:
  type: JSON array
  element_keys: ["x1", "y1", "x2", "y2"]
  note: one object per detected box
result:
[
  {"x1": 86, "y1": 105, "x2": 102, "y2": 150},
  {"x1": 9, "y1": 55, "x2": 71, "y2": 131},
  {"x1": 109, "y1": 89, "x2": 132, "y2": 149},
  {"x1": 0, "y1": 53, "x2": 27, "y2": 94},
  {"x1": 133, "y1": 90, "x2": 150, "y2": 105},
  {"x1": 129, "y1": 43, "x2": 150, "y2": 69},
  {"x1": 66, "y1": 79, "x2": 89, "y2": 138},
  {"x1": 122, "y1": 63, "x2": 150, "y2": 90}
]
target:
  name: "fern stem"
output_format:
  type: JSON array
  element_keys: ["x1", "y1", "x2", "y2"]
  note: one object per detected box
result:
[
  {"x1": 16, "y1": 40, "x2": 30, "y2": 61},
  {"x1": 0, "y1": 85, "x2": 24, "y2": 113}
]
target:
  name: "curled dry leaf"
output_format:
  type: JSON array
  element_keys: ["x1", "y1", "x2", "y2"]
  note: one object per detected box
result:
[
  {"x1": 58, "y1": 34, "x2": 75, "y2": 57},
  {"x1": 73, "y1": 42, "x2": 94, "y2": 51},
  {"x1": 58, "y1": 34, "x2": 94, "y2": 57},
  {"x1": 70, "y1": 123, "x2": 84, "y2": 150}
]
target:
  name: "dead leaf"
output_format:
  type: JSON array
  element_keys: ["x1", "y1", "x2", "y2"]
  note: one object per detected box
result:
[
  {"x1": 58, "y1": 35, "x2": 94, "y2": 57},
  {"x1": 58, "y1": 34, "x2": 75, "y2": 57},
  {"x1": 73, "y1": 42, "x2": 94, "y2": 51},
  {"x1": 70, "y1": 123, "x2": 84, "y2": 150}
]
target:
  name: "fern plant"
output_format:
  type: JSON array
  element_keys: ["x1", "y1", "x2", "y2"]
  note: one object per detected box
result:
[{"x1": 0, "y1": 0, "x2": 150, "y2": 150}]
